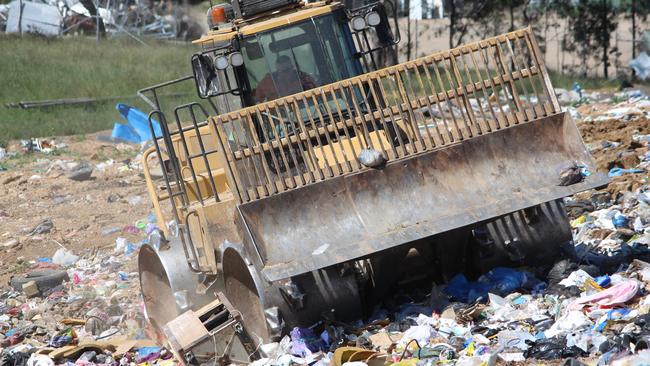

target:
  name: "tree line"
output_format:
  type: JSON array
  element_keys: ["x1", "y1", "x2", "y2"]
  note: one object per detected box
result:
[{"x1": 399, "y1": 0, "x2": 650, "y2": 78}]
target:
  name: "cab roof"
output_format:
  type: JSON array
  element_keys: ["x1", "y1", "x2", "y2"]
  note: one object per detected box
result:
[{"x1": 193, "y1": 1, "x2": 343, "y2": 46}]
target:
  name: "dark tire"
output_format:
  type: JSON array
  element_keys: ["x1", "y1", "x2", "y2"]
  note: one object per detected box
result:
[{"x1": 10, "y1": 269, "x2": 70, "y2": 292}]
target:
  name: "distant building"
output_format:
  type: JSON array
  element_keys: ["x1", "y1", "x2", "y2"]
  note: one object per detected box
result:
[{"x1": 398, "y1": 0, "x2": 445, "y2": 19}]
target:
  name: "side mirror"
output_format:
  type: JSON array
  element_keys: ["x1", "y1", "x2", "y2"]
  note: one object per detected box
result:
[{"x1": 191, "y1": 54, "x2": 221, "y2": 98}]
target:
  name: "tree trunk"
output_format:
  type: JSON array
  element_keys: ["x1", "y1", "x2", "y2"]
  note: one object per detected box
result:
[
  {"x1": 509, "y1": 2, "x2": 514, "y2": 33},
  {"x1": 449, "y1": 0, "x2": 455, "y2": 49},
  {"x1": 602, "y1": 0, "x2": 609, "y2": 79},
  {"x1": 632, "y1": 0, "x2": 637, "y2": 59},
  {"x1": 406, "y1": 0, "x2": 412, "y2": 61}
]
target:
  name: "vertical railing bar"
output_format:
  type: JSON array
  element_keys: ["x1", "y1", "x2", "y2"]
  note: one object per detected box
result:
[
  {"x1": 213, "y1": 117, "x2": 249, "y2": 202},
  {"x1": 382, "y1": 70, "x2": 417, "y2": 153},
  {"x1": 366, "y1": 75, "x2": 401, "y2": 158},
  {"x1": 374, "y1": 73, "x2": 410, "y2": 157},
  {"x1": 393, "y1": 67, "x2": 427, "y2": 150},
  {"x1": 449, "y1": 54, "x2": 481, "y2": 136},
  {"x1": 237, "y1": 114, "x2": 267, "y2": 198},
  {"x1": 467, "y1": 47, "x2": 499, "y2": 132},
  {"x1": 253, "y1": 107, "x2": 287, "y2": 192},
  {"x1": 474, "y1": 46, "x2": 508, "y2": 129},
  {"x1": 353, "y1": 32, "x2": 372, "y2": 72},
  {"x1": 480, "y1": 43, "x2": 512, "y2": 128},
  {"x1": 458, "y1": 51, "x2": 491, "y2": 134},
  {"x1": 173, "y1": 107, "x2": 204, "y2": 205},
  {"x1": 502, "y1": 38, "x2": 536, "y2": 120},
  {"x1": 150, "y1": 110, "x2": 186, "y2": 218},
  {"x1": 411, "y1": 62, "x2": 446, "y2": 146},
  {"x1": 317, "y1": 92, "x2": 353, "y2": 173},
  {"x1": 420, "y1": 58, "x2": 455, "y2": 143},
  {"x1": 454, "y1": 51, "x2": 485, "y2": 135},
  {"x1": 264, "y1": 105, "x2": 299, "y2": 189},
  {"x1": 299, "y1": 94, "x2": 335, "y2": 178},
  {"x1": 401, "y1": 64, "x2": 435, "y2": 149},
  {"x1": 431, "y1": 57, "x2": 464, "y2": 140},
  {"x1": 162, "y1": 119, "x2": 191, "y2": 208},
  {"x1": 229, "y1": 115, "x2": 259, "y2": 200},
  {"x1": 243, "y1": 113, "x2": 275, "y2": 196},
  {"x1": 290, "y1": 98, "x2": 326, "y2": 182},
  {"x1": 354, "y1": 79, "x2": 389, "y2": 157},
  {"x1": 508, "y1": 36, "x2": 540, "y2": 119},
  {"x1": 344, "y1": 81, "x2": 374, "y2": 151},
  {"x1": 309, "y1": 93, "x2": 344, "y2": 176},
  {"x1": 361, "y1": 30, "x2": 379, "y2": 71},
  {"x1": 441, "y1": 56, "x2": 474, "y2": 139},
  {"x1": 493, "y1": 41, "x2": 524, "y2": 123},
  {"x1": 273, "y1": 104, "x2": 307, "y2": 187},
  {"x1": 513, "y1": 36, "x2": 544, "y2": 115},
  {"x1": 281, "y1": 101, "x2": 316, "y2": 184},
  {"x1": 386, "y1": 69, "x2": 419, "y2": 152},
  {"x1": 188, "y1": 105, "x2": 220, "y2": 202},
  {"x1": 330, "y1": 86, "x2": 362, "y2": 169},
  {"x1": 384, "y1": 70, "x2": 416, "y2": 142}
]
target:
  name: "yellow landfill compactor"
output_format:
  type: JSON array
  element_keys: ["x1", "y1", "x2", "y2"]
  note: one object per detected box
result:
[{"x1": 136, "y1": 0, "x2": 608, "y2": 361}]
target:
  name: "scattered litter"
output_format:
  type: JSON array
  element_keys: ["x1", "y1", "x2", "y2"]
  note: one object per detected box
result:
[
  {"x1": 27, "y1": 219, "x2": 54, "y2": 236},
  {"x1": 67, "y1": 162, "x2": 94, "y2": 181}
]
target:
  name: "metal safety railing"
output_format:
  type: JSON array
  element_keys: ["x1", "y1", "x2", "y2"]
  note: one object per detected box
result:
[
  {"x1": 139, "y1": 76, "x2": 226, "y2": 272},
  {"x1": 210, "y1": 27, "x2": 558, "y2": 203}
]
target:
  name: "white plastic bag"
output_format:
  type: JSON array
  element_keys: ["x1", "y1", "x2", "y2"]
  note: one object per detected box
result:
[{"x1": 52, "y1": 248, "x2": 79, "y2": 266}]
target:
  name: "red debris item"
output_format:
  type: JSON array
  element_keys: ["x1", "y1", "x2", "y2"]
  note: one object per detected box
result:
[
  {"x1": 5, "y1": 333, "x2": 25, "y2": 346},
  {"x1": 47, "y1": 290, "x2": 66, "y2": 300},
  {"x1": 7, "y1": 307, "x2": 21, "y2": 317},
  {"x1": 30, "y1": 262, "x2": 61, "y2": 271}
]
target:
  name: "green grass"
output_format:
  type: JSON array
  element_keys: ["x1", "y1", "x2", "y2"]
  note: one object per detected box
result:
[
  {"x1": 547, "y1": 70, "x2": 623, "y2": 90},
  {"x1": 2, "y1": 34, "x2": 646, "y2": 148},
  {"x1": 0, "y1": 34, "x2": 197, "y2": 146}
]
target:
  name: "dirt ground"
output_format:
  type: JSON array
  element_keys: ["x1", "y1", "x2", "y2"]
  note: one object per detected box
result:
[
  {"x1": 0, "y1": 105, "x2": 647, "y2": 286},
  {"x1": 576, "y1": 110, "x2": 650, "y2": 199},
  {"x1": 0, "y1": 134, "x2": 153, "y2": 284}
]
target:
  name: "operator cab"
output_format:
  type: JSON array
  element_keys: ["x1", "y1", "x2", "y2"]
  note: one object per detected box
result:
[{"x1": 191, "y1": 0, "x2": 399, "y2": 115}]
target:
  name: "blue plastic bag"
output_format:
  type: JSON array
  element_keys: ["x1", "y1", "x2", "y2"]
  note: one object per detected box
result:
[
  {"x1": 445, "y1": 267, "x2": 545, "y2": 303},
  {"x1": 117, "y1": 104, "x2": 162, "y2": 141},
  {"x1": 111, "y1": 123, "x2": 142, "y2": 143},
  {"x1": 444, "y1": 274, "x2": 492, "y2": 303}
]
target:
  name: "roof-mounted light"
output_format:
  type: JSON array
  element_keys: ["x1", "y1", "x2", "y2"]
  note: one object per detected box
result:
[{"x1": 207, "y1": 5, "x2": 229, "y2": 30}]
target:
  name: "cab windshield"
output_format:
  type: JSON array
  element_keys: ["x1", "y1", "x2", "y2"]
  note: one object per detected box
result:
[{"x1": 240, "y1": 10, "x2": 362, "y2": 105}]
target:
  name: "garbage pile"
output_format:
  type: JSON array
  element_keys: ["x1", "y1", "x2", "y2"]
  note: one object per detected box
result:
[
  {"x1": 247, "y1": 89, "x2": 649, "y2": 365},
  {"x1": 1, "y1": 88, "x2": 648, "y2": 366},
  {"x1": 0, "y1": 216, "x2": 171, "y2": 366},
  {"x1": 0, "y1": 0, "x2": 202, "y2": 40}
]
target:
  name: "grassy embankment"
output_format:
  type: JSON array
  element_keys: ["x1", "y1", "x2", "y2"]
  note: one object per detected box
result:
[
  {"x1": 0, "y1": 35, "x2": 195, "y2": 146},
  {"x1": 0, "y1": 34, "x2": 643, "y2": 147}
]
